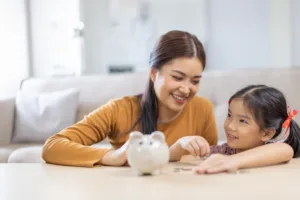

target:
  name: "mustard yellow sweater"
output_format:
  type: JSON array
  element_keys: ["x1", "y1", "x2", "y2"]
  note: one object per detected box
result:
[{"x1": 42, "y1": 95, "x2": 218, "y2": 167}]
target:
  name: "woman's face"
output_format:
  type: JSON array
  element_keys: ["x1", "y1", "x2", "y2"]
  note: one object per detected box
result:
[{"x1": 151, "y1": 57, "x2": 203, "y2": 114}]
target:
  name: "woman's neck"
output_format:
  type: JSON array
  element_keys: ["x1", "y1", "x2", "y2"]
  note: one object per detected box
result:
[{"x1": 157, "y1": 105, "x2": 183, "y2": 124}]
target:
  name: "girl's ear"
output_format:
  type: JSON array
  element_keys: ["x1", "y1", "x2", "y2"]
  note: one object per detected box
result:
[
  {"x1": 261, "y1": 128, "x2": 276, "y2": 142},
  {"x1": 150, "y1": 68, "x2": 158, "y2": 82}
]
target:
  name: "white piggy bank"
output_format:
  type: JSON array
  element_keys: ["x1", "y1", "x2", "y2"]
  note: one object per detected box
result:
[{"x1": 127, "y1": 131, "x2": 170, "y2": 176}]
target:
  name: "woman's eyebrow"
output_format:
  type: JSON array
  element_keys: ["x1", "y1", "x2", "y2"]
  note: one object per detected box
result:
[{"x1": 171, "y1": 70, "x2": 202, "y2": 78}]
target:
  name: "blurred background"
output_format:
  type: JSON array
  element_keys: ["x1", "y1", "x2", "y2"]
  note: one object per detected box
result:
[{"x1": 1, "y1": 0, "x2": 299, "y2": 96}]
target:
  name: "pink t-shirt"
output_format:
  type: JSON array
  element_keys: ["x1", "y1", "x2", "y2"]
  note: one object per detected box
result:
[{"x1": 210, "y1": 143, "x2": 236, "y2": 155}]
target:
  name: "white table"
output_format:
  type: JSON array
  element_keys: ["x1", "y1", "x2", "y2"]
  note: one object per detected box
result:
[{"x1": 1, "y1": 157, "x2": 300, "y2": 200}]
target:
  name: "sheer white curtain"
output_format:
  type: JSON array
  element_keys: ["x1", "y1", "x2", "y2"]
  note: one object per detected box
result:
[{"x1": 0, "y1": 0, "x2": 29, "y2": 97}]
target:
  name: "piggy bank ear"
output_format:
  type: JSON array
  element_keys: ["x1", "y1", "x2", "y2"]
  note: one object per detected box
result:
[
  {"x1": 129, "y1": 131, "x2": 144, "y2": 144},
  {"x1": 151, "y1": 131, "x2": 165, "y2": 143}
]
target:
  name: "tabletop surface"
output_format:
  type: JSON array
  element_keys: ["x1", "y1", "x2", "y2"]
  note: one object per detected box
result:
[{"x1": 1, "y1": 156, "x2": 300, "y2": 200}]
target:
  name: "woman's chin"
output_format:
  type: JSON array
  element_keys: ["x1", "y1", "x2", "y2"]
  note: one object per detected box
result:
[{"x1": 168, "y1": 103, "x2": 185, "y2": 113}]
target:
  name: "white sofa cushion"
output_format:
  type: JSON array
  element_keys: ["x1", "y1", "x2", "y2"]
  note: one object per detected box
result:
[
  {"x1": 0, "y1": 148, "x2": 13, "y2": 163},
  {"x1": 214, "y1": 103, "x2": 228, "y2": 142},
  {"x1": 0, "y1": 97, "x2": 15, "y2": 145},
  {"x1": 8, "y1": 146, "x2": 45, "y2": 163},
  {"x1": 12, "y1": 88, "x2": 80, "y2": 143},
  {"x1": 0, "y1": 144, "x2": 39, "y2": 163}
]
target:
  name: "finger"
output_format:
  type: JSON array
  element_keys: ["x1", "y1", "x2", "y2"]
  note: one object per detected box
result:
[
  {"x1": 193, "y1": 160, "x2": 214, "y2": 174},
  {"x1": 194, "y1": 155, "x2": 224, "y2": 173},
  {"x1": 203, "y1": 138, "x2": 211, "y2": 157},
  {"x1": 194, "y1": 162, "x2": 214, "y2": 174},
  {"x1": 194, "y1": 166, "x2": 207, "y2": 174},
  {"x1": 190, "y1": 140, "x2": 201, "y2": 157},
  {"x1": 206, "y1": 141, "x2": 211, "y2": 156},
  {"x1": 195, "y1": 138, "x2": 208, "y2": 157},
  {"x1": 185, "y1": 144, "x2": 197, "y2": 157},
  {"x1": 205, "y1": 163, "x2": 228, "y2": 174}
]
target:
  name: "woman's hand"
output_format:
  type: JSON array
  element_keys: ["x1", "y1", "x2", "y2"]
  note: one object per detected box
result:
[
  {"x1": 99, "y1": 141, "x2": 129, "y2": 166},
  {"x1": 193, "y1": 154, "x2": 239, "y2": 174},
  {"x1": 169, "y1": 136, "x2": 210, "y2": 161}
]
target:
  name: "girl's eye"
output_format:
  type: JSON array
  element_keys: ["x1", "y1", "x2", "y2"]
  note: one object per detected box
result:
[
  {"x1": 227, "y1": 113, "x2": 232, "y2": 118},
  {"x1": 172, "y1": 76, "x2": 183, "y2": 81},
  {"x1": 240, "y1": 119, "x2": 248, "y2": 124}
]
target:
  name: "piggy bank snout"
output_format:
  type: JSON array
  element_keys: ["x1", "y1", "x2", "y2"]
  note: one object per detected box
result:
[{"x1": 133, "y1": 140, "x2": 160, "y2": 151}]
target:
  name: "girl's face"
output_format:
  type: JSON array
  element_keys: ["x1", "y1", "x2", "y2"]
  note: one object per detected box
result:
[
  {"x1": 151, "y1": 57, "x2": 203, "y2": 115},
  {"x1": 224, "y1": 98, "x2": 266, "y2": 152}
]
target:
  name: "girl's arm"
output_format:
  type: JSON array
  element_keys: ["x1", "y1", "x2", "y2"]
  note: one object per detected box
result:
[{"x1": 194, "y1": 143, "x2": 294, "y2": 174}]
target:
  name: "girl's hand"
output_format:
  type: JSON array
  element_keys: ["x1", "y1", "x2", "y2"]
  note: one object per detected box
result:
[
  {"x1": 193, "y1": 154, "x2": 239, "y2": 174},
  {"x1": 100, "y1": 141, "x2": 129, "y2": 166},
  {"x1": 169, "y1": 136, "x2": 210, "y2": 161}
]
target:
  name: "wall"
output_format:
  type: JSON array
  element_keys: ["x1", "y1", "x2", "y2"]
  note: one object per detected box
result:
[
  {"x1": 206, "y1": 0, "x2": 271, "y2": 70},
  {"x1": 0, "y1": 0, "x2": 29, "y2": 96},
  {"x1": 27, "y1": 0, "x2": 300, "y2": 76},
  {"x1": 82, "y1": 0, "x2": 207, "y2": 74},
  {"x1": 29, "y1": 0, "x2": 83, "y2": 77},
  {"x1": 292, "y1": 0, "x2": 300, "y2": 66},
  {"x1": 81, "y1": 0, "x2": 109, "y2": 74},
  {"x1": 269, "y1": 0, "x2": 292, "y2": 67}
]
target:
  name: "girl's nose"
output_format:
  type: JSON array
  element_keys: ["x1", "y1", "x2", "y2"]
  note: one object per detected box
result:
[{"x1": 227, "y1": 121, "x2": 237, "y2": 131}]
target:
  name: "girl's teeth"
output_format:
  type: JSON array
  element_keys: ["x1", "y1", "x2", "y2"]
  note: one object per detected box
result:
[{"x1": 228, "y1": 134, "x2": 237, "y2": 139}]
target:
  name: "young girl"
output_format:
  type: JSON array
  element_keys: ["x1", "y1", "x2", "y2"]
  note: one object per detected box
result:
[{"x1": 195, "y1": 84, "x2": 299, "y2": 174}]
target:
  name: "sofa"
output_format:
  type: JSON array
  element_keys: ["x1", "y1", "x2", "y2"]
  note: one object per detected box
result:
[{"x1": 1, "y1": 67, "x2": 300, "y2": 163}]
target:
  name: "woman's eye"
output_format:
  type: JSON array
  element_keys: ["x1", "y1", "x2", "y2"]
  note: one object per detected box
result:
[
  {"x1": 172, "y1": 76, "x2": 183, "y2": 81},
  {"x1": 192, "y1": 80, "x2": 200, "y2": 85},
  {"x1": 227, "y1": 113, "x2": 232, "y2": 118}
]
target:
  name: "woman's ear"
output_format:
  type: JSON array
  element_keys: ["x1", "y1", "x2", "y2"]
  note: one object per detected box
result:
[
  {"x1": 150, "y1": 68, "x2": 158, "y2": 82},
  {"x1": 261, "y1": 128, "x2": 276, "y2": 142}
]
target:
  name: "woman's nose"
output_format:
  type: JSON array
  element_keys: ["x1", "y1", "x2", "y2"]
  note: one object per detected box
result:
[{"x1": 179, "y1": 82, "x2": 190, "y2": 94}]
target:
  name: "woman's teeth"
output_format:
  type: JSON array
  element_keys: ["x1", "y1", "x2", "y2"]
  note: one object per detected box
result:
[{"x1": 172, "y1": 94, "x2": 187, "y2": 101}]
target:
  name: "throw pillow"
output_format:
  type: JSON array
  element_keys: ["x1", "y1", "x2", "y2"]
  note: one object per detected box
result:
[{"x1": 12, "y1": 88, "x2": 80, "y2": 143}]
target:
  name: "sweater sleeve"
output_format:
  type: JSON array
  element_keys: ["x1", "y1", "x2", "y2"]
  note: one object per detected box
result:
[
  {"x1": 210, "y1": 143, "x2": 237, "y2": 155},
  {"x1": 42, "y1": 99, "x2": 119, "y2": 167},
  {"x1": 201, "y1": 100, "x2": 218, "y2": 145}
]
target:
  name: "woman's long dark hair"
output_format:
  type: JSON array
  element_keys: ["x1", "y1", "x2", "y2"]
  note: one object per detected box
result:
[
  {"x1": 229, "y1": 85, "x2": 300, "y2": 157},
  {"x1": 129, "y1": 30, "x2": 206, "y2": 135}
]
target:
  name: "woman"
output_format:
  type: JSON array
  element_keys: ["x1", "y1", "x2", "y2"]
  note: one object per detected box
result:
[{"x1": 42, "y1": 30, "x2": 293, "y2": 169}]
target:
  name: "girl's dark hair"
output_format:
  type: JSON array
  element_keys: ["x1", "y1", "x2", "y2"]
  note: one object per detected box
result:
[
  {"x1": 130, "y1": 30, "x2": 206, "y2": 135},
  {"x1": 229, "y1": 85, "x2": 300, "y2": 157}
]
